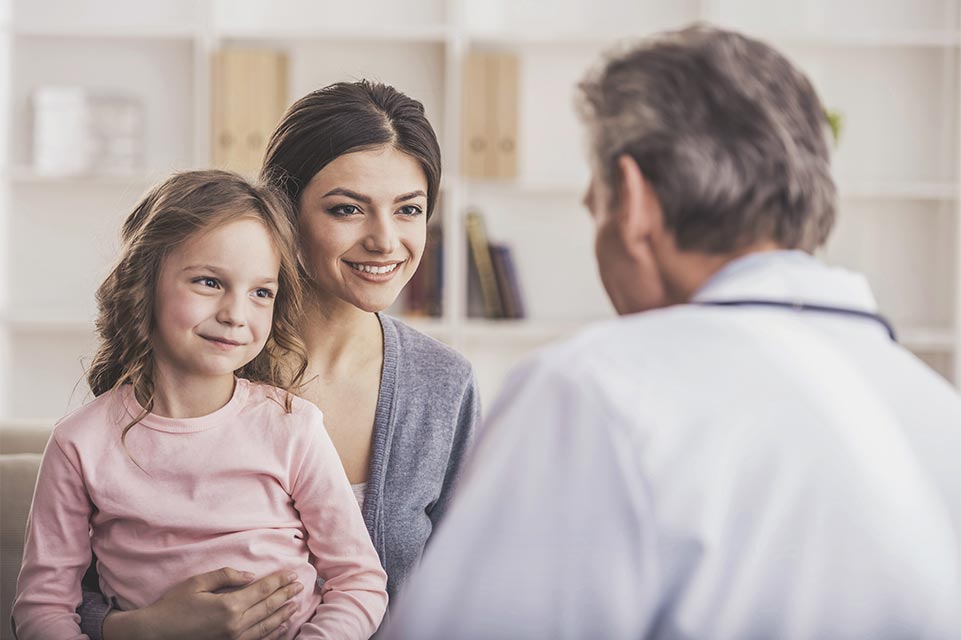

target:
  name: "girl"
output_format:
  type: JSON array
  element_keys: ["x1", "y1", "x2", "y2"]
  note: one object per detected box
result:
[
  {"x1": 84, "y1": 81, "x2": 480, "y2": 640},
  {"x1": 13, "y1": 171, "x2": 388, "y2": 640}
]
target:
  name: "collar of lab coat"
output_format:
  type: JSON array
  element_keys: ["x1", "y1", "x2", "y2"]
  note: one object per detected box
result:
[{"x1": 690, "y1": 249, "x2": 879, "y2": 312}]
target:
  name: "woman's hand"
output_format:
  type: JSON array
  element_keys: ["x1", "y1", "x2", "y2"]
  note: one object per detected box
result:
[{"x1": 102, "y1": 567, "x2": 303, "y2": 640}]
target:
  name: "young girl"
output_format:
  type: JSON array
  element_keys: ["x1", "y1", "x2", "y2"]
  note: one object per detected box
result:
[{"x1": 12, "y1": 170, "x2": 388, "y2": 640}]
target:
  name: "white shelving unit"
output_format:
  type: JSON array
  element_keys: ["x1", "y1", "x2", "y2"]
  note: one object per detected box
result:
[{"x1": 0, "y1": 0, "x2": 958, "y2": 419}]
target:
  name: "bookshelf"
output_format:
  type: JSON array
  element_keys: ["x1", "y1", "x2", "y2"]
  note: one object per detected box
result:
[{"x1": 0, "y1": 0, "x2": 958, "y2": 418}]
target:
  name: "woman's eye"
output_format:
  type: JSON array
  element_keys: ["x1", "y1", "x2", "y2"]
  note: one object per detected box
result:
[
  {"x1": 398, "y1": 205, "x2": 423, "y2": 217},
  {"x1": 329, "y1": 204, "x2": 361, "y2": 217},
  {"x1": 194, "y1": 277, "x2": 220, "y2": 289},
  {"x1": 253, "y1": 288, "x2": 275, "y2": 300}
]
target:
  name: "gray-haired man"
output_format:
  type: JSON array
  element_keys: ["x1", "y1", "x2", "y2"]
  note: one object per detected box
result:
[{"x1": 387, "y1": 26, "x2": 960, "y2": 640}]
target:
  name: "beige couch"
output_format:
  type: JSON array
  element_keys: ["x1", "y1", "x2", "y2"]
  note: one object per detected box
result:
[{"x1": 1, "y1": 422, "x2": 51, "y2": 640}]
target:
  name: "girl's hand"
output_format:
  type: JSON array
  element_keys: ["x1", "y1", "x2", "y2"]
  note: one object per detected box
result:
[{"x1": 102, "y1": 567, "x2": 303, "y2": 640}]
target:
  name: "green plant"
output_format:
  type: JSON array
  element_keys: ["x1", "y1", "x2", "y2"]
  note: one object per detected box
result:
[{"x1": 825, "y1": 108, "x2": 844, "y2": 146}]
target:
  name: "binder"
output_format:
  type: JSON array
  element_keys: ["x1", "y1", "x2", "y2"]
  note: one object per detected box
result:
[
  {"x1": 212, "y1": 48, "x2": 288, "y2": 176},
  {"x1": 463, "y1": 51, "x2": 494, "y2": 178},
  {"x1": 490, "y1": 52, "x2": 519, "y2": 179},
  {"x1": 462, "y1": 51, "x2": 519, "y2": 179}
]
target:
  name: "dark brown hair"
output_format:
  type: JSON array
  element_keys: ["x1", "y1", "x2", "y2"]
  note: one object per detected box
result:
[
  {"x1": 578, "y1": 25, "x2": 836, "y2": 253},
  {"x1": 87, "y1": 170, "x2": 308, "y2": 445},
  {"x1": 261, "y1": 79, "x2": 442, "y2": 219}
]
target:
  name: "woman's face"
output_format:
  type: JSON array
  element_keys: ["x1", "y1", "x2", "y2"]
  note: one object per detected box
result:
[{"x1": 297, "y1": 145, "x2": 429, "y2": 312}]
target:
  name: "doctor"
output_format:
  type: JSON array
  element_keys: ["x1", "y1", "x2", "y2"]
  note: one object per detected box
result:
[{"x1": 386, "y1": 25, "x2": 961, "y2": 639}]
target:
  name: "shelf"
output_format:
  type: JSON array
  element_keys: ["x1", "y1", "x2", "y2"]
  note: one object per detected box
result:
[
  {"x1": 838, "y1": 181, "x2": 958, "y2": 201},
  {"x1": 216, "y1": 24, "x2": 451, "y2": 44},
  {"x1": 900, "y1": 327, "x2": 956, "y2": 352},
  {"x1": 11, "y1": 25, "x2": 198, "y2": 40},
  {"x1": 460, "y1": 319, "x2": 595, "y2": 342},
  {"x1": 468, "y1": 30, "x2": 632, "y2": 47},
  {"x1": 468, "y1": 28, "x2": 961, "y2": 49},
  {"x1": 0, "y1": 310, "x2": 94, "y2": 332},
  {"x1": 467, "y1": 178, "x2": 958, "y2": 202},
  {"x1": 5, "y1": 167, "x2": 160, "y2": 187},
  {"x1": 759, "y1": 29, "x2": 961, "y2": 48}
]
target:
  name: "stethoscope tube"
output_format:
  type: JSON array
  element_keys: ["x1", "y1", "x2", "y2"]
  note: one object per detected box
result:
[{"x1": 692, "y1": 299, "x2": 898, "y2": 342}]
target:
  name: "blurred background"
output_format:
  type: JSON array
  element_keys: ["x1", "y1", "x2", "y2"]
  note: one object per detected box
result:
[{"x1": 0, "y1": 0, "x2": 958, "y2": 426}]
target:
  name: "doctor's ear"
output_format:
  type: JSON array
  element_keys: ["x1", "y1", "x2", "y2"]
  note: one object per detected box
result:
[{"x1": 615, "y1": 154, "x2": 663, "y2": 239}]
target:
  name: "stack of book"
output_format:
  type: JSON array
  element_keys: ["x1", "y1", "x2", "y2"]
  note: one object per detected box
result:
[{"x1": 466, "y1": 211, "x2": 526, "y2": 320}]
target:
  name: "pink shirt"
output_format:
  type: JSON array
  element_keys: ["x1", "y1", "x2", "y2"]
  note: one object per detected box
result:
[{"x1": 13, "y1": 378, "x2": 388, "y2": 639}]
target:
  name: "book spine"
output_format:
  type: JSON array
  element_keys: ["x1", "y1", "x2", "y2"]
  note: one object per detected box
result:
[{"x1": 466, "y1": 211, "x2": 504, "y2": 318}]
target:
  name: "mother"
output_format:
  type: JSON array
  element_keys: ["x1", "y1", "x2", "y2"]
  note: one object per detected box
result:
[{"x1": 82, "y1": 81, "x2": 479, "y2": 640}]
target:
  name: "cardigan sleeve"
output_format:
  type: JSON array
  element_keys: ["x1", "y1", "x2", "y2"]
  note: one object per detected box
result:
[
  {"x1": 426, "y1": 369, "x2": 480, "y2": 532},
  {"x1": 77, "y1": 584, "x2": 111, "y2": 640}
]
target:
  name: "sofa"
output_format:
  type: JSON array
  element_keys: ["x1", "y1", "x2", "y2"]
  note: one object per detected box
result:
[{"x1": 1, "y1": 422, "x2": 51, "y2": 640}]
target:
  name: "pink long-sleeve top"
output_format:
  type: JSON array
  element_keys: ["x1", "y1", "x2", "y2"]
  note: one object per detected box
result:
[{"x1": 13, "y1": 378, "x2": 388, "y2": 640}]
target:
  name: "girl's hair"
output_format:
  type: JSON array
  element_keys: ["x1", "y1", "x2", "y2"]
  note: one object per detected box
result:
[
  {"x1": 87, "y1": 170, "x2": 308, "y2": 444},
  {"x1": 261, "y1": 79, "x2": 442, "y2": 220}
]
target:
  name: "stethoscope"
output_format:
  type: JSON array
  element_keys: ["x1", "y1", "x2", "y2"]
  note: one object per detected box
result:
[{"x1": 692, "y1": 299, "x2": 898, "y2": 342}]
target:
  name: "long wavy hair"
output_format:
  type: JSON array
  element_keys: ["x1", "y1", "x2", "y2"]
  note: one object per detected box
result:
[{"x1": 86, "y1": 170, "x2": 308, "y2": 446}]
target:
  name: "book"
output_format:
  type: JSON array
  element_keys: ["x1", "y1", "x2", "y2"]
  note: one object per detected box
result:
[
  {"x1": 405, "y1": 224, "x2": 443, "y2": 317},
  {"x1": 489, "y1": 243, "x2": 525, "y2": 319},
  {"x1": 465, "y1": 211, "x2": 504, "y2": 318}
]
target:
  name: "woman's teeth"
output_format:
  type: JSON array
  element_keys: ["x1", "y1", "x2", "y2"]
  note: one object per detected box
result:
[{"x1": 349, "y1": 262, "x2": 400, "y2": 275}]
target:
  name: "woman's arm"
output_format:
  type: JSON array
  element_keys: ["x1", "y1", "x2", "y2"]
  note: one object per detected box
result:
[
  {"x1": 101, "y1": 568, "x2": 303, "y2": 640},
  {"x1": 427, "y1": 371, "x2": 481, "y2": 529},
  {"x1": 294, "y1": 408, "x2": 389, "y2": 639}
]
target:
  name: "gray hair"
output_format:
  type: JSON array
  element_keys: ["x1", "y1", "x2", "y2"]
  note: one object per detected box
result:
[{"x1": 577, "y1": 25, "x2": 836, "y2": 253}]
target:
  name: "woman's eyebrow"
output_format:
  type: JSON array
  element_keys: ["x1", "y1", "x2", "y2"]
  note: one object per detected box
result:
[
  {"x1": 394, "y1": 190, "x2": 427, "y2": 203},
  {"x1": 322, "y1": 187, "x2": 371, "y2": 203}
]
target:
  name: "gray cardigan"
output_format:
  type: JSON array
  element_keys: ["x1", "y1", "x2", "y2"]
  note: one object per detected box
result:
[{"x1": 77, "y1": 313, "x2": 479, "y2": 638}]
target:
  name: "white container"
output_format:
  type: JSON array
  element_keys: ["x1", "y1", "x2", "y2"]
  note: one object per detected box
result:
[{"x1": 32, "y1": 86, "x2": 92, "y2": 176}]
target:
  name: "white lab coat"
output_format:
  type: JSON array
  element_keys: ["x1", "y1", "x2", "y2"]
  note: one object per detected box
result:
[{"x1": 387, "y1": 251, "x2": 961, "y2": 640}]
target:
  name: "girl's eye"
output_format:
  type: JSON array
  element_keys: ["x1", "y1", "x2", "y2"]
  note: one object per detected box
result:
[
  {"x1": 253, "y1": 288, "x2": 275, "y2": 300},
  {"x1": 397, "y1": 205, "x2": 424, "y2": 217},
  {"x1": 194, "y1": 277, "x2": 221, "y2": 289},
  {"x1": 329, "y1": 204, "x2": 361, "y2": 217}
]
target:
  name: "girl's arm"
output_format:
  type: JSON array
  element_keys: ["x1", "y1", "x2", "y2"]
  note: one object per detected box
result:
[
  {"x1": 12, "y1": 435, "x2": 93, "y2": 640},
  {"x1": 293, "y1": 408, "x2": 389, "y2": 639},
  {"x1": 427, "y1": 371, "x2": 480, "y2": 529}
]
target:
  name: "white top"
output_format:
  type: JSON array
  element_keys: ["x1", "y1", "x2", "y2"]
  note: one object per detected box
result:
[
  {"x1": 387, "y1": 252, "x2": 961, "y2": 640},
  {"x1": 351, "y1": 482, "x2": 367, "y2": 511}
]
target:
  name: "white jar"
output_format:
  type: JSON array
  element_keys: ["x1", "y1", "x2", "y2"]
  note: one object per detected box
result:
[{"x1": 32, "y1": 86, "x2": 91, "y2": 176}]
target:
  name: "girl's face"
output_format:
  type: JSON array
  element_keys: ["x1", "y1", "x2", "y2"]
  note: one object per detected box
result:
[
  {"x1": 297, "y1": 145, "x2": 428, "y2": 312},
  {"x1": 152, "y1": 217, "x2": 281, "y2": 384}
]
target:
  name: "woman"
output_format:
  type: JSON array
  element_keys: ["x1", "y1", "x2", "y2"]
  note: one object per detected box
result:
[{"x1": 79, "y1": 81, "x2": 479, "y2": 640}]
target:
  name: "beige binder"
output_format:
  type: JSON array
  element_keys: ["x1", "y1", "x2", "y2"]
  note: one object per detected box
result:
[
  {"x1": 212, "y1": 48, "x2": 288, "y2": 176},
  {"x1": 462, "y1": 51, "x2": 519, "y2": 180},
  {"x1": 462, "y1": 51, "x2": 494, "y2": 178},
  {"x1": 490, "y1": 52, "x2": 518, "y2": 179}
]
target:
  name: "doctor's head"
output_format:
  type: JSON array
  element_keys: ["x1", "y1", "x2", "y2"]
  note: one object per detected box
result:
[{"x1": 577, "y1": 26, "x2": 836, "y2": 315}]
